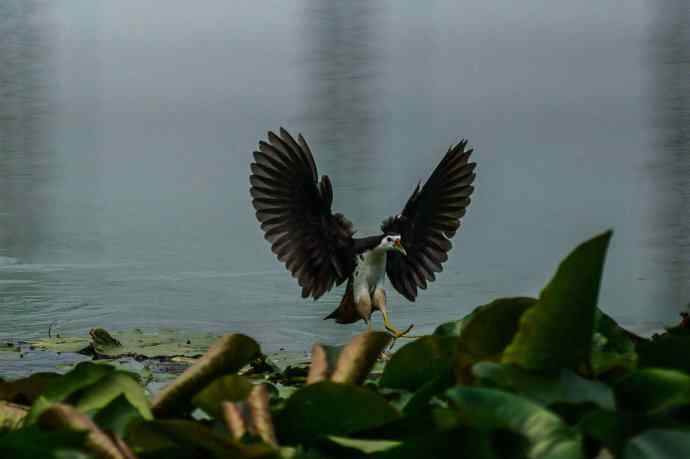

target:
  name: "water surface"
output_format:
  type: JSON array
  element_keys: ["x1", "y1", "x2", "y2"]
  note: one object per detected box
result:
[{"x1": 1, "y1": 1, "x2": 688, "y2": 370}]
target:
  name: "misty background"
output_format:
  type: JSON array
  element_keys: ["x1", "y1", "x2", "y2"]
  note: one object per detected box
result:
[{"x1": 1, "y1": 1, "x2": 688, "y2": 363}]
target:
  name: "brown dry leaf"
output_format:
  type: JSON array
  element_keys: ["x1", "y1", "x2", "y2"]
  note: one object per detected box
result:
[
  {"x1": 222, "y1": 384, "x2": 278, "y2": 448},
  {"x1": 38, "y1": 403, "x2": 136, "y2": 459},
  {"x1": 307, "y1": 331, "x2": 391, "y2": 385},
  {"x1": 151, "y1": 334, "x2": 260, "y2": 418}
]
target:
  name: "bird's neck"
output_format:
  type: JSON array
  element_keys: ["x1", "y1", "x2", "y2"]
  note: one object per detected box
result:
[{"x1": 362, "y1": 246, "x2": 388, "y2": 271}]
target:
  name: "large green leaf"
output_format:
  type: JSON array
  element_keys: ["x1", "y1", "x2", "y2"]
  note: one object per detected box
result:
[
  {"x1": 472, "y1": 362, "x2": 614, "y2": 409},
  {"x1": 92, "y1": 394, "x2": 144, "y2": 437},
  {"x1": 624, "y1": 429, "x2": 690, "y2": 459},
  {"x1": 502, "y1": 231, "x2": 612, "y2": 372},
  {"x1": 74, "y1": 371, "x2": 152, "y2": 420},
  {"x1": 276, "y1": 381, "x2": 400, "y2": 443},
  {"x1": 0, "y1": 427, "x2": 89, "y2": 459},
  {"x1": 636, "y1": 335, "x2": 690, "y2": 373},
  {"x1": 591, "y1": 310, "x2": 638, "y2": 376},
  {"x1": 616, "y1": 368, "x2": 690, "y2": 414},
  {"x1": 380, "y1": 336, "x2": 457, "y2": 391},
  {"x1": 27, "y1": 362, "x2": 116, "y2": 423},
  {"x1": 445, "y1": 387, "x2": 584, "y2": 459},
  {"x1": 451, "y1": 297, "x2": 536, "y2": 383}
]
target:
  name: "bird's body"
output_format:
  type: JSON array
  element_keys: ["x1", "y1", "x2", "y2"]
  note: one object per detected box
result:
[{"x1": 249, "y1": 128, "x2": 476, "y2": 336}]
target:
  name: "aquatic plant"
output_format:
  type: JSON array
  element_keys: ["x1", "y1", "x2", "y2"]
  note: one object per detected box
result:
[{"x1": 2, "y1": 230, "x2": 690, "y2": 458}]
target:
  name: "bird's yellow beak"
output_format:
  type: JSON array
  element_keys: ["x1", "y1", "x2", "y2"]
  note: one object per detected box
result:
[{"x1": 394, "y1": 239, "x2": 407, "y2": 256}]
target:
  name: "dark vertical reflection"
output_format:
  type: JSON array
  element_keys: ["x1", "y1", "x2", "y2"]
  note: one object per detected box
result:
[
  {"x1": 0, "y1": 0, "x2": 54, "y2": 262},
  {"x1": 298, "y1": 0, "x2": 383, "y2": 224},
  {"x1": 648, "y1": 1, "x2": 690, "y2": 313}
]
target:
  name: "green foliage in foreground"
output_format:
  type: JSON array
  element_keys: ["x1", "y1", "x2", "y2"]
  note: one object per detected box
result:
[{"x1": 2, "y1": 230, "x2": 690, "y2": 458}]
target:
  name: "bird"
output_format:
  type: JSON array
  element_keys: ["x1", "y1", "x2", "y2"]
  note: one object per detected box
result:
[{"x1": 249, "y1": 128, "x2": 476, "y2": 337}]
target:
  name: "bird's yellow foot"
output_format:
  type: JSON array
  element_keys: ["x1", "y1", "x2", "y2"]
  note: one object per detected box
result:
[{"x1": 382, "y1": 315, "x2": 414, "y2": 339}]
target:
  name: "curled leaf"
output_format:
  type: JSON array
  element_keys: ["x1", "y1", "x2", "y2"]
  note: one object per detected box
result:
[
  {"x1": 38, "y1": 403, "x2": 135, "y2": 459},
  {"x1": 223, "y1": 384, "x2": 278, "y2": 448},
  {"x1": 308, "y1": 331, "x2": 391, "y2": 385},
  {"x1": 0, "y1": 401, "x2": 28, "y2": 431},
  {"x1": 151, "y1": 334, "x2": 260, "y2": 418}
]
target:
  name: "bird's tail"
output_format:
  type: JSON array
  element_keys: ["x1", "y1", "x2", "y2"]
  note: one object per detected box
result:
[{"x1": 324, "y1": 278, "x2": 361, "y2": 324}]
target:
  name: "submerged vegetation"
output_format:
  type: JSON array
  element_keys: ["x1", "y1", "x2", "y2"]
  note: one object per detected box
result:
[{"x1": 2, "y1": 230, "x2": 690, "y2": 458}]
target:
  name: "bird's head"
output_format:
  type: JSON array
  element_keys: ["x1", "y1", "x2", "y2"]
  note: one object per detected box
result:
[{"x1": 380, "y1": 234, "x2": 407, "y2": 256}]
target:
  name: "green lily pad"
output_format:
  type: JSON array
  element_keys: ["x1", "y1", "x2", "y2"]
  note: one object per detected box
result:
[
  {"x1": 192, "y1": 374, "x2": 254, "y2": 418},
  {"x1": 616, "y1": 368, "x2": 690, "y2": 414},
  {"x1": 380, "y1": 335, "x2": 457, "y2": 391},
  {"x1": 276, "y1": 381, "x2": 400, "y2": 444},
  {"x1": 472, "y1": 362, "x2": 614, "y2": 409},
  {"x1": 445, "y1": 387, "x2": 584, "y2": 459},
  {"x1": 92, "y1": 394, "x2": 144, "y2": 437},
  {"x1": 624, "y1": 429, "x2": 690, "y2": 459},
  {"x1": 29, "y1": 329, "x2": 220, "y2": 358},
  {"x1": 503, "y1": 231, "x2": 612, "y2": 372}
]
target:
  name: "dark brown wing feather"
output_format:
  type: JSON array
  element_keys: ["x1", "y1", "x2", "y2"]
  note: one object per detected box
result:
[
  {"x1": 250, "y1": 128, "x2": 355, "y2": 299},
  {"x1": 382, "y1": 140, "x2": 476, "y2": 301}
]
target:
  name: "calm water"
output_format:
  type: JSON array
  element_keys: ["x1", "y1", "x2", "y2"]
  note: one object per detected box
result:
[{"x1": 1, "y1": 1, "x2": 688, "y2": 368}]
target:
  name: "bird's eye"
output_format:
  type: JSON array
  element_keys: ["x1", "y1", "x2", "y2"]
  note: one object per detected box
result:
[{"x1": 386, "y1": 237, "x2": 392, "y2": 242}]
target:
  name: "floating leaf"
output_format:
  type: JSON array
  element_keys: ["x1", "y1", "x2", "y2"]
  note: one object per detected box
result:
[
  {"x1": 276, "y1": 381, "x2": 400, "y2": 444},
  {"x1": 380, "y1": 335, "x2": 457, "y2": 391},
  {"x1": 192, "y1": 375, "x2": 253, "y2": 418},
  {"x1": 445, "y1": 387, "x2": 584, "y2": 459},
  {"x1": 472, "y1": 362, "x2": 614, "y2": 409},
  {"x1": 503, "y1": 231, "x2": 612, "y2": 372},
  {"x1": 624, "y1": 429, "x2": 690, "y2": 459},
  {"x1": 151, "y1": 334, "x2": 260, "y2": 418},
  {"x1": 30, "y1": 328, "x2": 219, "y2": 359},
  {"x1": 616, "y1": 368, "x2": 690, "y2": 414}
]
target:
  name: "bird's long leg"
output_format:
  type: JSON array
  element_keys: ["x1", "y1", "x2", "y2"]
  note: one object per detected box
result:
[{"x1": 373, "y1": 288, "x2": 414, "y2": 338}]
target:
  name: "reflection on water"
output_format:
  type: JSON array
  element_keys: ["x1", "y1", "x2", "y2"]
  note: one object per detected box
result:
[
  {"x1": 647, "y1": 0, "x2": 690, "y2": 313},
  {"x1": 0, "y1": 1, "x2": 688, "y2": 377},
  {"x1": 0, "y1": 0, "x2": 55, "y2": 262}
]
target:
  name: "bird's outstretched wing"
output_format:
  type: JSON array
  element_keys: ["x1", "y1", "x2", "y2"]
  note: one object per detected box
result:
[
  {"x1": 381, "y1": 140, "x2": 476, "y2": 301},
  {"x1": 250, "y1": 128, "x2": 355, "y2": 299}
]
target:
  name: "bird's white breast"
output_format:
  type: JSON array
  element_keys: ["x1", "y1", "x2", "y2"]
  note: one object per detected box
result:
[{"x1": 353, "y1": 248, "x2": 387, "y2": 297}]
